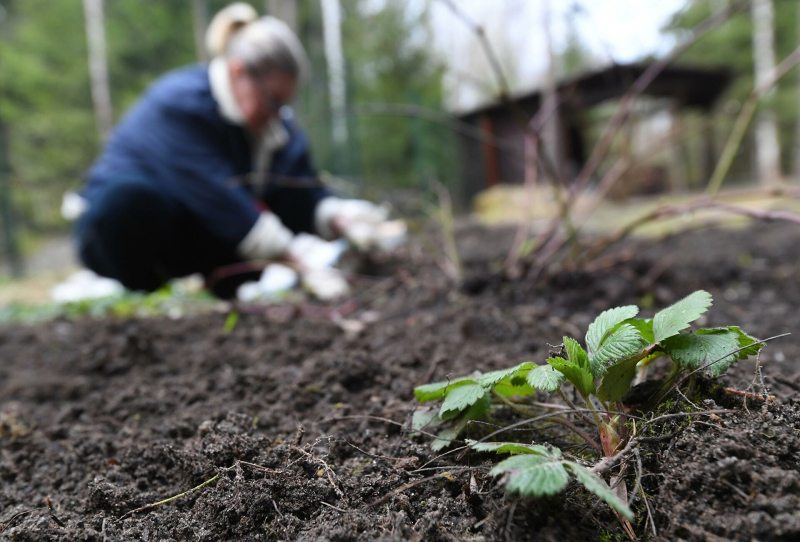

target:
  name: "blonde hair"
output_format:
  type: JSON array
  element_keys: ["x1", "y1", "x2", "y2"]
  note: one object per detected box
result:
[{"x1": 205, "y1": 3, "x2": 309, "y2": 81}]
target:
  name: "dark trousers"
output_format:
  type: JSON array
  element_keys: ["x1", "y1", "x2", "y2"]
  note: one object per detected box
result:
[{"x1": 75, "y1": 177, "x2": 254, "y2": 297}]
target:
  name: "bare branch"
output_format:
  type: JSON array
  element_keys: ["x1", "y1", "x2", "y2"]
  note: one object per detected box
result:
[
  {"x1": 435, "y1": 0, "x2": 511, "y2": 97},
  {"x1": 530, "y1": 0, "x2": 747, "y2": 259},
  {"x1": 707, "y1": 43, "x2": 800, "y2": 195}
]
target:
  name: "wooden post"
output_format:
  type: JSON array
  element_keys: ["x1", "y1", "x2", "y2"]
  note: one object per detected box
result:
[
  {"x1": 702, "y1": 109, "x2": 716, "y2": 186},
  {"x1": 670, "y1": 98, "x2": 686, "y2": 191},
  {"x1": 479, "y1": 114, "x2": 500, "y2": 187}
]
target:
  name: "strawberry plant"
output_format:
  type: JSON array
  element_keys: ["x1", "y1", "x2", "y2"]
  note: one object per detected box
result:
[{"x1": 413, "y1": 290, "x2": 763, "y2": 517}]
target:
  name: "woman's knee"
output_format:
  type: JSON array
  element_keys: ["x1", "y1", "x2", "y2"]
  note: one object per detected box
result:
[
  {"x1": 95, "y1": 179, "x2": 171, "y2": 227},
  {"x1": 75, "y1": 179, "x2": 176, "y2": 291}
]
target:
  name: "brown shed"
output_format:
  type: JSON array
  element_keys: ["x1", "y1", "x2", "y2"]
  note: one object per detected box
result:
[{"x1": 455, "y1": 62, "x2": 732, "y2": 204}]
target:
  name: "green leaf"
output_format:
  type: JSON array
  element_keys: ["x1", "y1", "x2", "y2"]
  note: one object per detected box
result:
[
  {"x1": 728, "y1": 326, "x2": 763, "y2": 358},
  {"x1": 619, "y1": 318, "x2": 654, "y2": 344},
  {"x1": 547, "y1": 357, "x2": 596, "y2": 397},
  {"x1": 563, "y1": 336, "x2": 590, "y2": 371},
  {"x1": 493, "y1": 379, "x2": 536, "y2": 398},
  {"x1": 411, "y1": 408, "x2": 441, "y2": 434},
  {"x1": 597, "y1": 355, "x2": 642, "y2": 402},
  {"x1": 440, "y1": 383, "x2": 487, "y2": 419},
  {"x1": 466, "y1": 440, "x2": 550, "y2": 455},
  {"x1": 662, "y1": 327, "x2": 756, "y2": 377},
  {"x1": 431, "y1": 426, "x2": 461, "y2": 452},
  {"x1": 483, "y1": 445, "x2": 633, "y2": 518},
  {"x1": 567, "y1": 463, "x2": 634, "y2": 520},
  {"x1": 479, "y1": 362, "x2": 535, "y2": 388},
  {"x1": 527, "y1": 364, "x2": 565, "y2": 392},
  {"x1": 586, "y1": 305, "x2": 639, "y2": 356},
  {"x1": 414, "y1": 378, "x2": 475, "y2": 402},
  {"x1": 590, "y1": 324, "x2": 646, "y2": 377},
  {"x1": 431, "y1": 395, "x2": 491, "y2": 451},
  {"x1": 490, "y1": 453, "x2": 570, "y2": 497},
  {"x1": 223, "y1": 311, "x2": 239, "y2": 335},
  {"x1": 652, "y1": 290, "x2": 712, "y2": 343}
]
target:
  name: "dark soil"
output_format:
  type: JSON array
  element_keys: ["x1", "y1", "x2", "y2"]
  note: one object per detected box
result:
[{"x1": 2, "y1": 222, "x2": 800, "y2": 541}]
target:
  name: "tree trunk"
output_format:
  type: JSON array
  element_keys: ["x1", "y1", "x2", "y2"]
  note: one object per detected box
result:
[
  {"x1": 751, "y1": 0, "x2": 781, "y2": 184},
  {"x1": 540, "y1": 0, "x2": 562, "y2": 184},
  {"x1": 192, "y1": 0, "x2": 209, "y2": 63},
  {"x1": 82, "y1": 0, "x2": 113, "y2": 142},
  {"x1": 320, "y1": 0, "x2": 348, "y2": 148},
  {"x1": 795, "y1": 2, "x2": 800, "y2": 179},
  {"x1": 0, "y1": 122, "x2": 23, "y2": 278},
  {"x1": 267, "y1": 0, "x2": 298, "y2": 33}
]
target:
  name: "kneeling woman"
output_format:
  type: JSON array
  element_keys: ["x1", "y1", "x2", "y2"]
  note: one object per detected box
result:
[{"x1": 71, "y1": 4, "x2": 385, "y2": 296}]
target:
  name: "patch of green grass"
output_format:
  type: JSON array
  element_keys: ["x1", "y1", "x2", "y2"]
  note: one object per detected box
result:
[{"x1": 0, "y1": 282, "x2": 217, "y2": 325}]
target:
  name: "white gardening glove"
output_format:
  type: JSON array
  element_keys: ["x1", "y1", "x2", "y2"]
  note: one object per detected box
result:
[
  {"x1": 314, "y1": 197, "x2": 406, "y2": 251},
  {"x1": 61, "y1": 190, "x2": 88, "y2": 221},
  {"x1": 301, "y1": 268, "x2": 350, "y2": 301},
  {"x1": 287, "y1": 233, "x2": 348, "y2": 270},
  {"x1": 237, "y1": 211, "x2": 294, "y2": 260}
]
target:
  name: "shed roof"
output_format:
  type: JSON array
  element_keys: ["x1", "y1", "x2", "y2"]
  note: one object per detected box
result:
[{"x1": 456, "y1": 62, "x2": 732, "y2": 120}]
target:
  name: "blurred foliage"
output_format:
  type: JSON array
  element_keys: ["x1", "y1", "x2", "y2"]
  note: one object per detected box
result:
[
  {"x1": 302, "y1": 0, "x2": 456, "y2": 198},
  {"x1": 0, "y1": 0, "x2": 451, "y2": 241},
  {"x1": 0, "y1": 281, "x2": 217, "y2": 325},
  {"x1": 665, "y1": 0, "x2": 800, "y2": 177}
]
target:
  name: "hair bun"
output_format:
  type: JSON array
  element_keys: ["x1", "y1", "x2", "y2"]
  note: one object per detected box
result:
[{"x1": 205, "y1": 3, "x2": 259, "y2": 58}]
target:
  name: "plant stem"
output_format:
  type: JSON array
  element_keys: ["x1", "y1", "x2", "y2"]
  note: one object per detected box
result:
[
  {"x1": 121, "y1": 466, "x2": 233, "y2": 518},
  {"x1": 644, "y1": 362, "x2": 685, "y2": 411},
  {"x1": 493, "y1": 391, "x2": 538, "y2": 418},
  {"x1": 548, "y1": 417, "x2": 603, "y2": 455},
  {"x1": 635, "y1": 352, "x2": 664, "y2": 385},
  {"x1": 578, "y1": 392, "x2": 603, "y2": 428},
  {"x1": 493, "y1": 392, "x2": 602, "y2": 454},
  {"x1": 557, "y1": 389, "x2": 597, "y2": 426}
]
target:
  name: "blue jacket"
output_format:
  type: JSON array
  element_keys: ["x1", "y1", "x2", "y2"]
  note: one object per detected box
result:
[{"x1": 83, "y1": 64, "x2": 330, "y2": 245}]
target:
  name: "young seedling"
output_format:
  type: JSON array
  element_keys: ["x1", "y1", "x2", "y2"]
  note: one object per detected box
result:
[{"x1": 413, "y1": 290, "x2": 763, "y2": 518}]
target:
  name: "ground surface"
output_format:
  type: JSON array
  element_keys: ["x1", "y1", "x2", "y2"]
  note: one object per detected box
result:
[{"x1": 2, "y1": 223, "x2": 800, "y2": 541}]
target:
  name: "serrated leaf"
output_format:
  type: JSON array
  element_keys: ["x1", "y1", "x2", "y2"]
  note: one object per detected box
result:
[
  {"x1": 479, "y1": 362, "x2": 535, "y2": 388},
  {"x1": 431, "y1": 395, "x2": 491, "y2": 451},
  {"x1": 567, "y1": 463, "x2": 634, "y2": 520},
  {"x1": 728, "y1": 326, "x2": 763, "y2": 358},
  {"x1": 510, "y1": 373, "x2": 531, "y2": 386},
  {"x1": 493, "y1": 379, "x2": 536, "y2": 398},
  {"x1": 597, "y1": 355, "x2": 642, "y2": 402},
  {"x1": 619, "y1": 318, "x2": 654, "y2": 344},
  {"x1": 586, "y1": 306, "x2": 639, "y2": 356},
  {"x1": 440, "y1": 383, "x2": 487, "y2": 419},
  {"x1": 563, "y1": 336, "x2": 590, "y2": 371},
  {"x1": 490, "y1": 453, "x2": 570, "y2": 497},
  {"x1": 590, "y1": 324, "x2": 646, "y2": 377},
  {"x1": 466, "y1": 440, "x2": 550, "y2": 455},
  {"x1": 653, "y1": 290, "x2": 712, "y2": 343},
  {"x1": 527, "y1": 364, "x2": 564, "y2": 392},
  {"x1": 414, "y1": 378, "x2": 475, "y2": 402},
  {"x1": 547, "y1": 357, "x2": 596, "y2": 397},
  {"x1": 663, "y1": 328, "x2": 748, "y2": 377},
  {"x1": 430, "y1": 426, "x2": 460, "y2": 452},
  {"x1": 411, "y1": 408, "x2": 441, "y2": 433}
]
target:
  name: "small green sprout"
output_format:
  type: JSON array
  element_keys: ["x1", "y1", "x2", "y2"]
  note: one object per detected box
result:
[
  {"x1": 223, "y1": 310, "x2": 240, "y2": 335},
  {"x1": 413, "y1": 290, "x2": 763, "y2": 516}
]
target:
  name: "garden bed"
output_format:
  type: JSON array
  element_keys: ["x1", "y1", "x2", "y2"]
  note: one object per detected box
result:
[{"x1": 2, "y1": 223, "x2": 800, "y2": 541}]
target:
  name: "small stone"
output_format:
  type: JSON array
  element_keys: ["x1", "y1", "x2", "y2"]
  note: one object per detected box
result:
[{"x1": 198, "y1": 420, "x2": 214, "y2": 435}]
